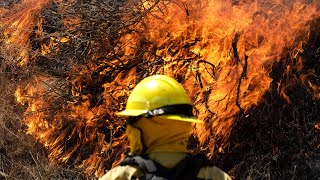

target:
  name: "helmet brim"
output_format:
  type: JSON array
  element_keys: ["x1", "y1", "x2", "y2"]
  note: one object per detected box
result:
[{"x1": 116, "y1": 109, "x2": 147, "y2": 116}]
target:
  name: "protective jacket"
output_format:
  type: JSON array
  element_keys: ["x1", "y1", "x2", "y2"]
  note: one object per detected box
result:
[{"x1": 99, "y1": 152, "x2": 232, "y2": 180}]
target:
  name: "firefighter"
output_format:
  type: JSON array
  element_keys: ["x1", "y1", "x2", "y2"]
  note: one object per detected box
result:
[{"x1": 99, "y1": 75, "x2": 232, "y2": 180}]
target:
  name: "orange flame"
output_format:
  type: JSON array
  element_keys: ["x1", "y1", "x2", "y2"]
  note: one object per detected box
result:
[
  {"x1": 0, "y1": 0, "x2": 50, "y2": 66},
  {"x1": 118, "y1": 0, "x2": 320, "y2": 153}
]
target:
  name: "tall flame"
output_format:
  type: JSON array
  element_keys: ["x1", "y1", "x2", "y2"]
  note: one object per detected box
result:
[
  {"x1": 1, "y1": 0, "x2": 319, "y2": 177},
  {"x1": 118, "y1": 0, "x2": 320, "y2": 153}
]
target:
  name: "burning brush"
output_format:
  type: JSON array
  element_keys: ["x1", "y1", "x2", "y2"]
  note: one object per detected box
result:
[{"x1": 0, "y1": 0, "x2": 319, "y2": 179}]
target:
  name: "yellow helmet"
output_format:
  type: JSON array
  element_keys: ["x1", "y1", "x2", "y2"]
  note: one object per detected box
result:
[{"x1": 117, "y1": 75, "x2": 202, "y2": 123}]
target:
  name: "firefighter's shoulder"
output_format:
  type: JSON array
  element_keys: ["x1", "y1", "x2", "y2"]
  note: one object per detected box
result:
[
  {"x1": 197, "y1": 165, "x2": 232, "y2": 180},
  {"x1": 99, "y1": 165, "x2": 143, "y2": 180}
]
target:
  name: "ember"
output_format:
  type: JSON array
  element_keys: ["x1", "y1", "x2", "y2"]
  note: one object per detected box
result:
[{"x1": 0, "y1": 0, "x2": 319, "y2": 179}]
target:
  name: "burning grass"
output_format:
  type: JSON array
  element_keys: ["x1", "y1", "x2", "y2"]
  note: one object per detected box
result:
[
  {"x1": 0, "y1": 62, "x2": 86, "y2": 179},
  {"x1": 0, "y1": 0, "x2": 320, "y2": 179}
]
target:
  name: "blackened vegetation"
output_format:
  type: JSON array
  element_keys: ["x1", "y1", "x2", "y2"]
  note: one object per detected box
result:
[
  {"x1": 232, "y1": 33, "x2": 248, "y2": 116},
  {"x1": 0, "y1": 0, "x2": 21, "y2": 9},
  {"x1": 210, "y1": 19, "x2": 320, "y2": 179}
]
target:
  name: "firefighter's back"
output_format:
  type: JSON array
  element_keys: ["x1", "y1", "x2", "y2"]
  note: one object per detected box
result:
[{"x1": 99, "y1": 152, "x2": 232, "y2": 180}]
